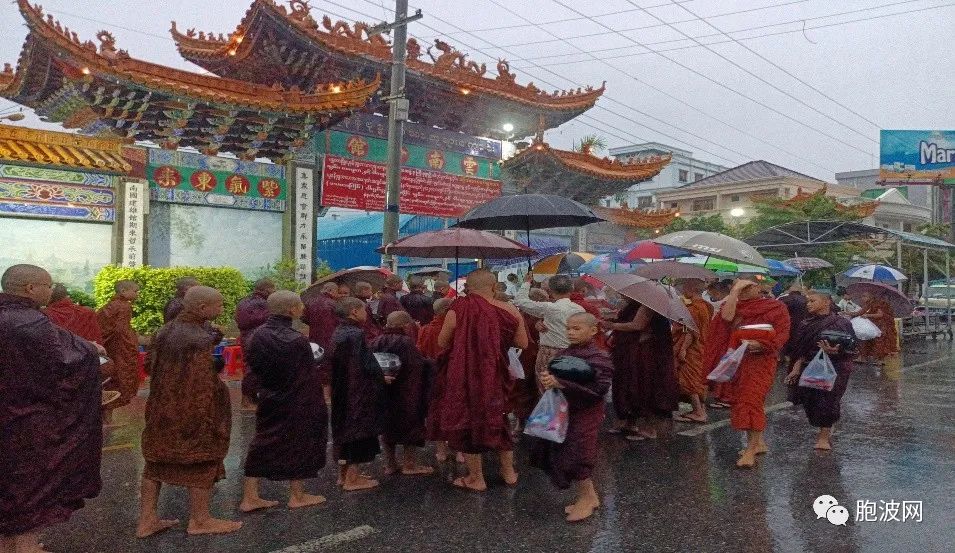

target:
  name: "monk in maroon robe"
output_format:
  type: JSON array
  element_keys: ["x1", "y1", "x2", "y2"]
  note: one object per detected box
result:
[
  {"x1": 510, "y1": 295, "x2": 544, "y2": 423},
  {"x1": 400, "y1": 276, "x2": 435, "y2": 325},
  {"x1": 417, "y1": 297, "x2": 451, "y2": 360},
  {"x1": 605, "y1": 299, "x2": 679, "y2": 440},
  {"x1": 235, "y1": 278, "x2": 275, "y2": 408},
  {"x1": 162, "y1": 277, "x2": 198, "y2": 323},
  {"x1": 533, "y1": 313, "x2": 613, "y2": 522},
  {"x1": 137, "y1": 287, "x2": 240, "y2": 537},
  {"x1": 784, "y1": 291, "x2": 857, "y2": 451},
  {"x1": 354, "y1": 281, "x2": 382, "y2": 342},
  {"x1": 374, "y1": 275, "x2": 406, "y2": 326},
  {"x1": 779, "y1": 286, "x2": 809, "y2": 364},
  {"x1": 240, "y1": 291, "x2": 328, "y2": 512},
  {"x1": 429, "y1": 269, "x2": 528, "y2": 492},
  {"x1": 330, "y1": 297, "x2": 386, "y2": 491},
  {"x1": 571, "y1": 278, "x2": 607, "y2": 350},
  {"x1": 373, "y1": 311, "x2": 434, "y2": 476},
  {"x1": 1, "y1": 265, "x2": 103, "y2": 553},
  {"x1": 97, "y1": 279, "x2": 141, "y2": 420},
  {"x1": 704, "y1": 278, "x2": 791, "y2": 468},
  {"x1": 302, "y1": 282, "x2": 341, "y2": 397},
  {"x1": 45, "y1": 284, "x2": 103, "y2": 343}
]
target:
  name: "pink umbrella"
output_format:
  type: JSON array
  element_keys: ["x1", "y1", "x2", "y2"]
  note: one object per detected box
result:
[
  {"x1": 632, "y1": 260, "x2": 717, "y2": 281},
  {"x1": 845, "y1": 281, "x2": 914, "y2": 317},
  {"x1": 378, "y1": 228, "x2": 536, "y2": 259},
  {"x1": 591, "y1": 273, "x2": 698, "y2": 331}
]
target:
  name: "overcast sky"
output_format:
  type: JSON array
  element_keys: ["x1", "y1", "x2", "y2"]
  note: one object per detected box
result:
[{"x1": 1, "y1": 0, "x2": 952, "y2": 181}]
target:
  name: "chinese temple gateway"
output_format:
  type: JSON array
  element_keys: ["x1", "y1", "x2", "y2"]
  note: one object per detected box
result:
[
  {"x1": 0, "y1": 0, "x2": 379, "y2": 162},
  {"x1": 170, "y1": 0, "x2": 604, "y2": 139}
]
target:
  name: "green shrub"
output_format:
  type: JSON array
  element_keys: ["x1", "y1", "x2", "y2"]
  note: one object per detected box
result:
[
  {"x1": 67, "y1": 289, "x2": 97, "y2": 308},
  {"x1": 93, "y1": 265, "x2": 250, "y2": 335}
]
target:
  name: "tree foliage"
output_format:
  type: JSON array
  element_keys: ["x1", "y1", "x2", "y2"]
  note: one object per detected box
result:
[{"x1": 253, "y1": 257, "x2": 334, "y2": 293}]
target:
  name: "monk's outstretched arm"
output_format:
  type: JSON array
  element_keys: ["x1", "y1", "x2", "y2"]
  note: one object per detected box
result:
[
  {"x1": 437, "y1": 310, "x2": 457, "y2": 349},
  {"x1": 512, "y1": 308, "x2": 529, "y2": 349}
]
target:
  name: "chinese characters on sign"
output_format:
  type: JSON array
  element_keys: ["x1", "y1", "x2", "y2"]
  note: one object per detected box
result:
[
  {"x1": 122, "y1": 180, "x2": 147, "y2": 267},
  {"x1": 294, "y1": 168, "x2": 314, "y2": 286},
  {"x1": 320, "y1": 156, "x2": 501, "y2": 218}
]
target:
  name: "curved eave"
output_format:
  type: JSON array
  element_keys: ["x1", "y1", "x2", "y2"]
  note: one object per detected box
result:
[
  {"x1": 170, "y1": 0, "x2": 604, "y2": 112},
  {"x1": 9, "y1": 0, "x2": 378, "y2": 114},
  {"x1": 504, "y1": 143, "x2": 671, "y2": 182}
]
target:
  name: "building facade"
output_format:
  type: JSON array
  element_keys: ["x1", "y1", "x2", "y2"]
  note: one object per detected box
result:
[
  {"x1": 606, "y1": 143, "x2": 727, "y2": 209},
  {"x1": 836, "y1": 168, "x2": 941, "y2": 224}
]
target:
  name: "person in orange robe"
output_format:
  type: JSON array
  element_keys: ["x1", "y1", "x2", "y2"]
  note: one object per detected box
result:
[
  {"x1": 851, "y1": 292, "x2": 899, "y2": 365},
  {"x1": 429, "y1": 269, "x2": 528, "y2": 492},
  {"x1": 97, "y1": 279, "x2": 141, "y2": 422},
  {"x1": 417, "y1": 297, "x2": 451, "y2": 360},
  {"x1": 45, "y1": 284, "x2": 103, "y2": 344},
  {"x1": 704, "y1": 278, "x2": 790, "y2": 468},
  {"x1": 672, "y1": 279, "x2": 713, "y2": 424}
]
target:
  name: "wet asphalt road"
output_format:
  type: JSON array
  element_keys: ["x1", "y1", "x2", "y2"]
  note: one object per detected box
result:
[{"x1": 41, "y1": 340, "x2": 955, "y2": 553}]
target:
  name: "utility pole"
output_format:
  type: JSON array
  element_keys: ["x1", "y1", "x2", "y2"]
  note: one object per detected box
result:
[{"x1": 373, "y1": 1, "x2": 422, "y2": 270}]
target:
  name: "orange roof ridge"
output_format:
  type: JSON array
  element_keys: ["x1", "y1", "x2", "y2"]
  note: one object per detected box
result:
[
  {"x1": 170, "y1": 0, "x2": 604, "y2": 111},
  {"x1": 591, "y1": 206, "x2": 679, "y2": 229},
  {"x1": 0, "y1": 122, "x2": 131, "y2": 173},
  {"x1": 506, "y1": 137, "x2": 671, "y2": 181}
]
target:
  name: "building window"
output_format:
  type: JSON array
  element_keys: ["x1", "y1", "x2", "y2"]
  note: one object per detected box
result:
[
  {"x1": 637, "y1": 196, "x2": 653, "y2": 208},
  {"x1": 692, "y1": 197, "x2": 715, "y2": 212},
  {"x1": 670, "y1": 202, "x2": 678, "y2": 209},
  {"x1": 678, "y1": 169, "x2": 688, "y2": 183},
  {"x1": 731, "y1": 194, "x2": 740, "y2": 202},
  {"x1": 694, "y1": 172, "x2": 704, "y2": 182}
]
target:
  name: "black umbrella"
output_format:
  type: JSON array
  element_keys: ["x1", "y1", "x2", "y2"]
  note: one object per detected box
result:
[{"x1": 454, "y1": 193, "x2": 605, "y2": 231}]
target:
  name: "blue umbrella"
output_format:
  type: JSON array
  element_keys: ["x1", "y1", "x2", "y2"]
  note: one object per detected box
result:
[
  {"x1": 578, "y1": 254, "x2": 638, "y2": 274},
  {"x1": 841, "y1": 264, "x2": 907, "y2": 283},
  {"x1": 765, "y1": 259, "x2": 801, "y2": 277}
]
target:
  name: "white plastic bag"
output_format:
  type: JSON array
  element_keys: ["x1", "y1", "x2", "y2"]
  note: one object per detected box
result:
[
  {"x1": 851, "y1": 317, "x2": 882, "y2": 341},
  {"x1": 798, "y1": 350, "x2": 837, "y2": 392},
  {"x1": 523, "y1": 389, "x2": 569, "y2": 443},
  {"x1": 507, "y1": 347, "x2": 525, "y2": 379},
  {"x1": 706, "y1": 342, "x2": 748, "y2": 382}
]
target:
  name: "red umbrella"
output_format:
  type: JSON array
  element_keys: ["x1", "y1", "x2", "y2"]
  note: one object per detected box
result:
[
  {"x1": 616, "y1": 239, "x2": 690, "y2": 262},
  {"x1": 845, "y1": 281, "x2": 914, "y2": 317},
  {"x1": 377, "y1": 228, "x2": 536, "y2": 259},
  {"x1": 632, "y1": 260, "x2": 717, "y2": 281},
  {"x1": 591, "y1": 273, "x2": 698, "y2": 331}
]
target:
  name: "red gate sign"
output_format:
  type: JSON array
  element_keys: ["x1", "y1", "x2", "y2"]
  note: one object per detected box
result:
[{"x1": 320, "y1": 155, "x2": 501, "y2": 218}]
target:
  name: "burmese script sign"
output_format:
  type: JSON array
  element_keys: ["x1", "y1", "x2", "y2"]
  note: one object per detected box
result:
[{"x1": 320, "y1": 156, "x2": 501, "y2": 218}]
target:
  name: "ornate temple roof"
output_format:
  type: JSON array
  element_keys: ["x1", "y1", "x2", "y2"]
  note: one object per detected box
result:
[
  {"x1": 591, "y1": 206, "x2": 680, "y2": 229},
  {"x1": 0, "y1": 123, "x2": 131, "y2": 173},
  {"x1": 766, "y1": 185, "x2": 880, "y2": 218},
  {"x1": 501, "y1": 137, "x2": 671, "y2": 205},
  {"x1": 169, "y1": 0, "x2": 604, "y2": 139},
  {"x1": 0, "y1": 1, "x2": 379, "y2": 161}
]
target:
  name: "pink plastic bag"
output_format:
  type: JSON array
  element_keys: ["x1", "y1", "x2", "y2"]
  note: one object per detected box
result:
[
  {"x1": 706, "y1": 342, "x2": 748, "y2": 383},
  {"x1": 524, "y1": 389, "x2": 569, "y2": 443}
]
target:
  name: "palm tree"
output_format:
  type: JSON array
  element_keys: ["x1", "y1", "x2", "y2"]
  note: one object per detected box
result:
[{"x1": 575, "y1": 134, "x2": 607, "y2": 156}]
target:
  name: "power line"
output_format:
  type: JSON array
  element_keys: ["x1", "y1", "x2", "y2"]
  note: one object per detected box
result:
[
  {"x1": 415, "y1": 0, "x2": 799, "y2": 40},
  {"x1": 615, "y1": 0, "x2": 877, "y2": 145},
  {"x1": 487, "y1": 0, "x2": 929, "y2": 51},
  {"x1": 546, "y1": 0, "x2": 874, "y2": 157},
  {"x1": 667, "y1": 0, "x2": 883, "y2": 129},
  {"x1": 464, "y1": 0, "x2": 838, "y2": 174},
  {"x1": 523, "y1": 2, "x2": 955, "y2": 67},
  {"x1": 517, "y1": 0, "x2": 950, "y2": 64}
]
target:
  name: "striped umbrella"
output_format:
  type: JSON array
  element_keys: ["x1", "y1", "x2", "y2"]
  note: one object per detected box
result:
[
  {"x1": 532, "y1": 252, "x2": 596, "y2": 274},
  {"x1": 613, "y1": 239, "x2": 690, "y2": 262},
  {"x1": 841, "y1": 264, "x2": 907, "y2": 283},
  {"x1": 783, "y1": 256, "x2": 833, "y2": 271},
  {"x1": 578, "y1": 254, "x2": 638, "y2": 274}
]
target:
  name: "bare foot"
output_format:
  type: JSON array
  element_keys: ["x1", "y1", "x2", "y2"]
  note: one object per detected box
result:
[
  {"x1": 738, "y1": 444, "x2": 769, "y2": 456},
  {"x1": 566, "y1": 499, "x2": 600, "y2": 522},
  {"x1": 342, "y1": 477, "x2": 379, "y2": 492},
  {"x1": 500, "y1": 469, "x2": 519, "y2": 486},
  {"x1": 673, "y1": 413, "x2": 707, "y2": 423},
  {"x1": 288, "y1": 494, "x2": 326, "y2": 509},
  {"x1": 736, "y1": 451, "x2": 757, "y2": 469},
  {"x1": 186, "y1": 518, "x2": 242, "y2": 536},
  {"x1": 401, "y1": 465, "x2": 435, "y2": 475},
  {"x1": 136, "y1": 517, "x2": 179, "y2": 538},
  {"x1": 452, "y1": 476, "x2": 487, "y2": 492},
  {"x1": 814, "y1": 439, "x2": 832, "y2": 451},
  {"x1": 239, "y1": 497, "x2": 279, "y2": 513}
]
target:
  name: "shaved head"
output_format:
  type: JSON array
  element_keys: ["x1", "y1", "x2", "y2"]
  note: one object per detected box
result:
[
  {"x1": 676, "y1": 278, "x2": 706, "y2": 295},
  {"x1": 465, "y1": 269, "x2": 496, "y2": 293},
  {"x1": 50, "y1": 283, "x2": 69, "y2": 303},
  {"x1": 408, "y1": 276, "x2": 425, "y2": 292},
  {"x1": 529, "y1": 288, "x2": 549, "y2": 302},
  {"x1": 321, "y1": 282, "x2": 340, "y2": 296},
  {"x1": 183, "y1": 286, "x2": 223, "y2": 322},
  {"x1": 115, "y1": 279, "x2": 139, "y2": 293},
  {"x1": 253, "y1": 278, "x2": 275, "y2": 294},
  {"x1": 433, "y1": 297, "x2": 452, "y2": 315},
  {"x1": 355, "y1": 281, "x2": 373, "y2": 293},
  {"x1": 385, "y1": 310, "x2": 413, "y2": 329},
  {"x1": 335, "y1": 296, "x2": 366, "y2": 319},
  {"x1": 175, "y1": 276, "x2": 199, "y2": 296},
  {"x1": 568, "y1": 312, "x2": 598, "y2": 327},
  {"x1": 268, "y1": 290, "x2": 303, "y2": 316},
  {"x1": 1, "y1": 264, "x2": 53, "y2": 305}
]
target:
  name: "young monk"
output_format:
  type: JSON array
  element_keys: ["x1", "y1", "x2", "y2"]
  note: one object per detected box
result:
[
  {"x1": 330, "y1": 297, "x2": 386, "y2": 491},
  {"x1": 785, "y1": 291, "x2": 858, "y2": 451},
  {"x1": 375, "y1": 276, "x2": 406, "y2": 326},
  {"x1": 45, "y1": 283, "x2": 103, "y2": 343},
  {"x1": 704, "y1": 278, "x2": 790, "y2": 468},
  {"x1": 401, "y1": 276, "x2": 435, "y2": 325},
  {"x1": 97, "y1": 279, "x2": 141, "y2": 423},
  {"x1": 236, "y1": 278, "x2": 276, "y2": 409},
  {"x1": 302, "y1": 282, "x2": 342, "y2": 404},
  {"x1": 672, "y1": 279, "x2": 713, "y2": 424},
  {"x1": 1, "y1": 265, "x2": 104, "y2": 553},
  {"x1": 137, "y1": 286, "x2": 240, "y2": 537},
  {"x1": 533, "y1": 313, "x2": 613, "y2": 523},
  {"x1": 850, "y1": 291, "x2": 899, "y2": 365},
  {"x1": 353, "y1": 281, "x2": 382, "y2": 342},
  {"x1": 429, "y1": 269, "x2": 528, "y2": 492},
  {"x1": 240, "y1": 291, "x2": 328, "y2": 512},
  {"x1": 163, "y1": 277, "x2": 198, "y2": 323},
  {"x1": 373, "y1": 311, "x2": 434, "y2": 476}
]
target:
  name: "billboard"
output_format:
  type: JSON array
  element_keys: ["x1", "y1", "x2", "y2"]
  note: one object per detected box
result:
[{"x1": 880, "y1": 130, "x2": 955, "y2": 185}]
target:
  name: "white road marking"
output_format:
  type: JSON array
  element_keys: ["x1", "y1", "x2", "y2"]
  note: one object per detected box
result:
[
  {"x1": 268, "y1": 525, "x2": 376, "y2": 552},
  {"x1": 901, "y1": 354, "x2": 952, "y2": 373},
  {"x1": 677, "y1": 402, "x2": 793, "y2": 437}
]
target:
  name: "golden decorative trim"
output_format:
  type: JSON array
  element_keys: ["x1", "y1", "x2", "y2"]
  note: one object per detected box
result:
[{"x1": 0, "y1": 123, "x2": 131, "y2": 173}]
